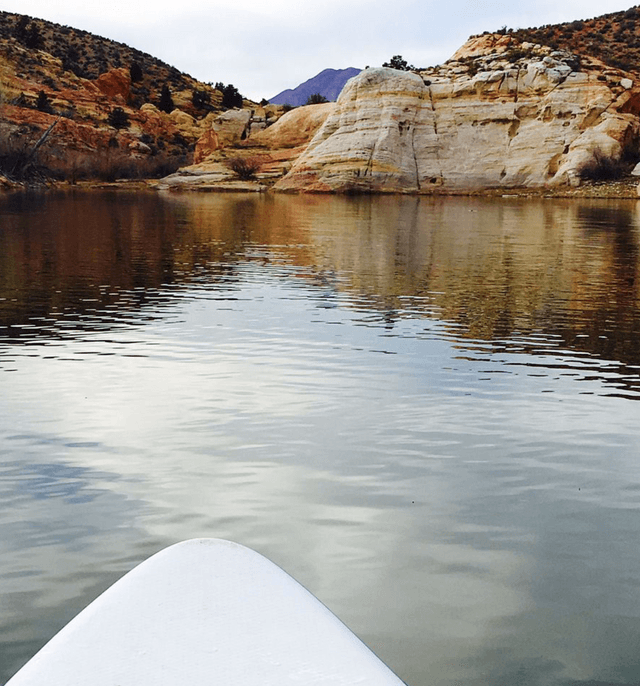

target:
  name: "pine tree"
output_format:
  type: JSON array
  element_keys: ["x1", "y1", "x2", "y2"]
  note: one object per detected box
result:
[
  {"x1": 159, "y1": 84, "x2": 174, "y2": 113},
  {"x1": 36, "y1": 90, "x2": 52, "y2": 113},
  {"x1": 107, "y1": 107, "x2": 130, "y2": 129},
  {"x1": 221, "y1": 84, "x2": 243, "y2": 109},
  {"x1": 130, "y1": 62, "x2": 143, "y2": 83}
]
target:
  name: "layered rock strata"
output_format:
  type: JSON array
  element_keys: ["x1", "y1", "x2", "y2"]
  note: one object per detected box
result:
[
  {"x1": 275, "y1": 36, "x2": 640, "y2": 192},
  {"x1": 156, "y1": 103, "x2": 335, "y2": 191}
]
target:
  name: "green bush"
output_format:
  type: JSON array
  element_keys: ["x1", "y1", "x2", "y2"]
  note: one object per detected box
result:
[
  {"x1": 15, "y1": 18, "x2": 43, "y2": 50},
  {"x1": 305, "y1": 93, "x2": 329, "y2": 105},
  {"x1": 382, "y1": 55, "x2": 415, "y2": 71},
  {"x1": 221, "y1": 84, "x2": 243, "y2": 109},
  {"x1": 192, "y1": 89, "x2": 211, "y2": 110},
  {"x1": 130, "y1": 62, "x2": 143, "y2": 83},
  {"x1": 36, "y1": 90, "x2": 53, "y2": 113},
  {"x1": 107, "y1": 107, "x2": 130, "y2": 129},
  {"x1": 158, "y1": 84, "x2": 174, "y2": 113}
]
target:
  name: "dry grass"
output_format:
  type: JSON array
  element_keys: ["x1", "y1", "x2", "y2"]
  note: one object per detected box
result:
[{"x1": 0, "y1": 131, "x2": 187, "y2": 184}]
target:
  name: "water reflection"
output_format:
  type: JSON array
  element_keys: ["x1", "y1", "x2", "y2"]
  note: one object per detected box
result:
[
  {"x1": 1, "y1": 191, "x2": 639, "y2": 393},
  {"x1": 1, "y1": 191, "x2": 640, "y2": 685}
]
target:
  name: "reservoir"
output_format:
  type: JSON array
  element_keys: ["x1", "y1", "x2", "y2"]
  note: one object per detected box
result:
[{"x1": 1, "y1": 190, "x2": 639, "y2": 685}]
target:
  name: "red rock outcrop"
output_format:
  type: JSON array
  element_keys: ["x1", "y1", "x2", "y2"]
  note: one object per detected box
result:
[
  {"x1": 95, "y1": 68, "x2": 131, "y2": 102},
  {"x1": 194, "y1": 128, "x2": 221, "y2": 164}
]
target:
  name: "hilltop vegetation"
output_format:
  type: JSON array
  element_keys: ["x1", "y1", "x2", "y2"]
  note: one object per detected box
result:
[
  {"x1": 0, "y1": 11, "x2": 258, "y2": 186},
  {"x1": 1, "y1": 12, "x2": 203, "y2": 108},
  {"x1": 497, "y1": 5, "x2": 640, "y2": 74}
]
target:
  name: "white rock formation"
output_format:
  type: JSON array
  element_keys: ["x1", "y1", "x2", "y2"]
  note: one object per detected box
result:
[{"x1": 275, "y1": 37, "x2": 640, "y2": 192}]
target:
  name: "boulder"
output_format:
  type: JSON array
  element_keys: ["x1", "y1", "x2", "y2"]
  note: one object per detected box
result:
[
  {"x1": 95, "y1": 68, "x2": 131, "y2": 101},
  {"x1": 170, "y1": 109, "x2": 196, "y2": 129},
  {"x1": 194, "y1": 128, "x2": 221, "y2": 164},
  {"x1": 211, "y1": 109, "x2": 252, "y2": 147},
  {"x1": 249, "y1": 103, "x2": 335, "y2": 149}
]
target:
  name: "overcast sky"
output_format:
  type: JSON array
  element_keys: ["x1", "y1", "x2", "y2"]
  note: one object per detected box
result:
[{"x1": 1, "y1": 1, "x2": 634, "y2": 100}]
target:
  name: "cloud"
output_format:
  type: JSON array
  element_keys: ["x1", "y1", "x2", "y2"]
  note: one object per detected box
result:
[{"x1": 0, "y1": 0, "x2": 635, "y2": 99}]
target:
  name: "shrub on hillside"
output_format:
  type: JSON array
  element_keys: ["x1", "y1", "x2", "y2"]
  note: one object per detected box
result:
[
  {"x1": 382, "y1": 55, "x2": 415, "y2": 71},
  {"x1": 577, "y1": 149, "x2": 625, "y2": 181},
  {"x1": 130, "y1": 61, "x2": 143, "y2": 83},
  {"x1": 221, "y1": 84, "x2": 243, "y2": 109},
  {"x1": 225, "y1": 156, "x2": 263, "y2": 180},
  {"x1": 35, "y1": 90, "x2": 53, "y2": 113},
  {"x1": 14, "y1": 17, "x2": 43, "y2": 50},
  {"x1": 107, "y1": 107, "x2": 130, "y2": 129},
  {"x1": 192, "y1": 89, "x2": 211, "y2": 111},
  {"x1": 159, "y1": 84, "x2": 174, "y2": 113},
  {"x1": 305, "y1": 93, "x2": 329, "y2": 105}
]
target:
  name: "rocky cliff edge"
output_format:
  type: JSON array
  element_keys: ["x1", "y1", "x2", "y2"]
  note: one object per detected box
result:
[{"x1": 274, "y1": 35, "x2": 640, "y2": 193}]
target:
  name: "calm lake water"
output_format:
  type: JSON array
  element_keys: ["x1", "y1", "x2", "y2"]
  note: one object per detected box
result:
[{"x1": 1, "y1": 190, "x2": 640, "y2": 685}]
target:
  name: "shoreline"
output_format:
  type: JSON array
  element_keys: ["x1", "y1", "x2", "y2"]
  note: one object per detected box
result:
[{"x1": 2, "y1": 175, "x2": 640, "y2": 200}]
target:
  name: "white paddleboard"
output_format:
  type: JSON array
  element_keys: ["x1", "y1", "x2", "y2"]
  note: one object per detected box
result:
[{"x1": 7, "y1": 538, "x2": 406, "y2": 685}]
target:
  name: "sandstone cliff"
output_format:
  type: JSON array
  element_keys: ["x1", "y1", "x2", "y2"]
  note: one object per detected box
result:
[
  {"x1": 155, "y1": 103, "x2": 334, "y2": 191},
  {"x1": 274, "y1": 35, "x2": 640, "y2": 193}
]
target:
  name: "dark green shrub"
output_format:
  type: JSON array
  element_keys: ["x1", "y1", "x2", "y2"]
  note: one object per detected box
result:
[
  {"x1": 221, "y1": 84, "x2": 243, "y2": 109},
  {"x1": 305, "y1": 93, "x2": 329, "y2": 105},
  {"x1": 36, "y1": 90, "x2": 52, "y2": 113},
  {"x1": 159, "y1": 84, "x2": 174, "y2": 113},
  {"x1": 107, "y1": 107, "x2": 130, "y2": 129},
  {"x1": 15, "y1": 18, "x2": 43, "y2": 50},
  {"x1": 382, "y1": 55, "x2": 415, "y2": 71},
  {"x1": 192, "y1": 89, "x2": 211, "y2": 110},
  {"x1": 130, "y1": 62, "x2": 143, "y2": 83}
]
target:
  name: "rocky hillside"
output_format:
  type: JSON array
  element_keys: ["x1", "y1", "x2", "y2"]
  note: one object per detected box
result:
[
  {"x1": 169, "y1": 28, "x2": 640, "y2": 194},
  {"x1": 154, "y1": 5, "x2": 640, "y2": 195},
  {"x1": 276, "y1": 34, "x2": 640, "y2": 193},
  {"x1": 0, "y1": 11, "x2": 270, "y2": 186},
  {"x1": 0, "y1": 11, "x2": 199, "y2": 104},
  {"x1": 507, "y1": 5, "x2": 640, "y2": 74},
  {"x1": 269, "y1": 68, "x2": 361, "y2": 106},
  {"x1": 5, "y1": 6, "x2": 640, "y2": 194}
]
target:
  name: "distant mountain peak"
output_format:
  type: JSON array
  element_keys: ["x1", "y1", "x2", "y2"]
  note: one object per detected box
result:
[{"x1": 270, "y1": 67, "x2": 361, "y2": 106}]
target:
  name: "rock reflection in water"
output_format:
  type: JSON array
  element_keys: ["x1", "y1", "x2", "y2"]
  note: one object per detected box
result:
[{"x1": 0, "y1": 191, "x2": 639, "y2": 686}]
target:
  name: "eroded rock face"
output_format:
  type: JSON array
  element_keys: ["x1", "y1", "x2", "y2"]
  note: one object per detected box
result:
[
  {"x1": 95, "y1": 68, "x2": 131, "y2": 102},
  {"x1": 158, "y1": 104, "x2": 335, "y2": 191},
  {"x1": 249, "y1": 103, "x2": 335, "y2": 149},
  {"x1": 276, "y1": 37, "x2": 640, "y2": 192}
]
